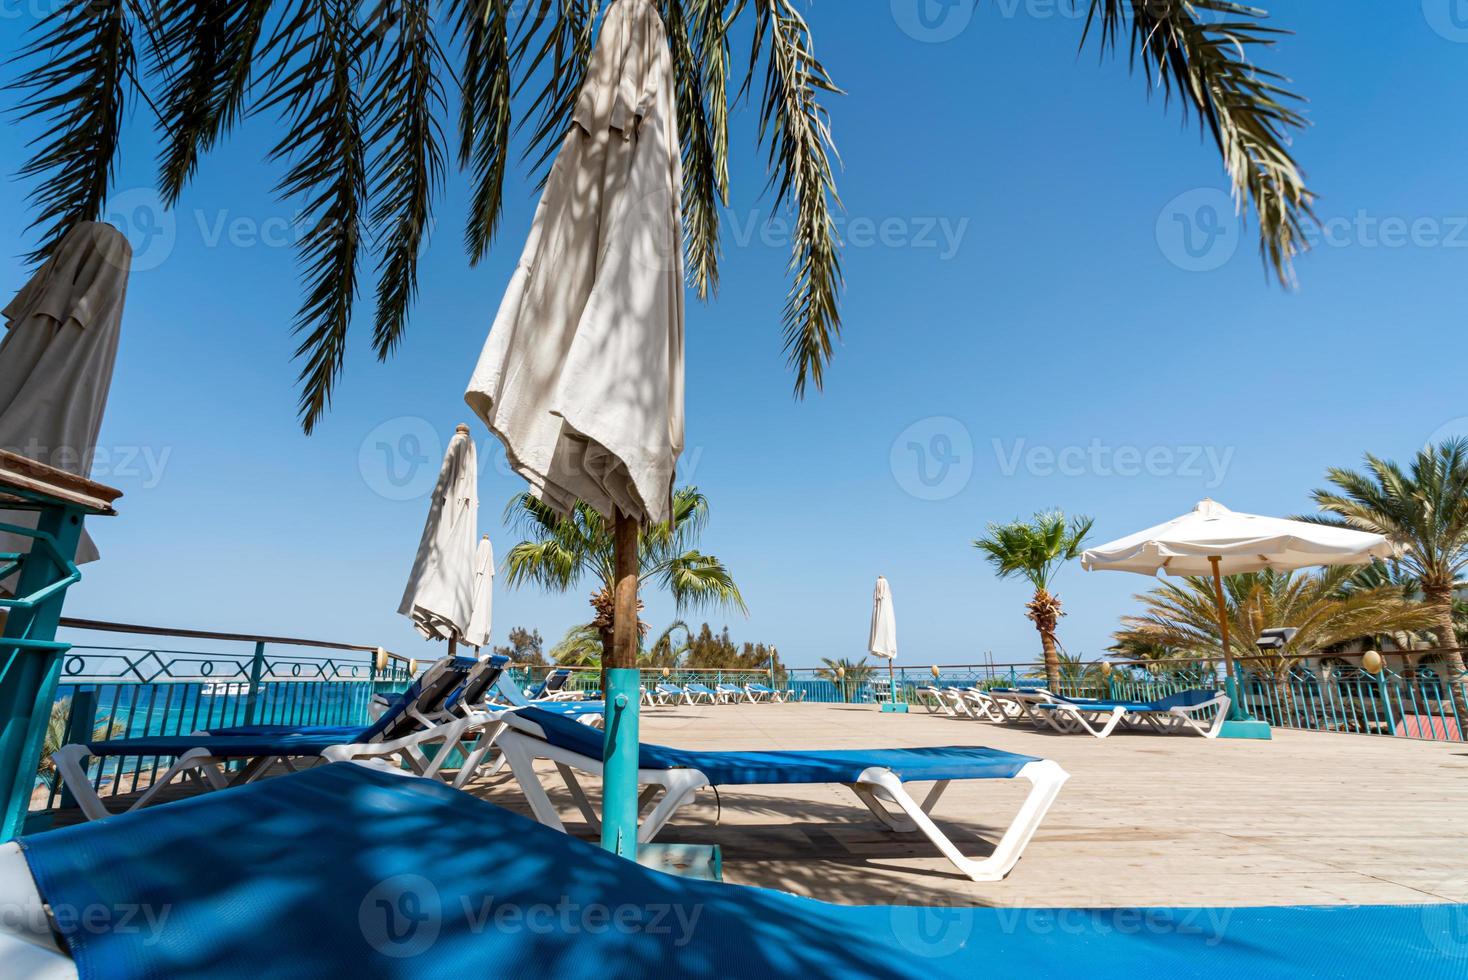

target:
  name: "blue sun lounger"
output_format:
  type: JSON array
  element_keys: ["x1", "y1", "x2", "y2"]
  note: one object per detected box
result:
[
  {"x1": 1034, "y1": 689, "x2": 1230, "y2": 739},
  {"x1": 51, "y1": 658, "x2": 483, "y2": 820},
  {"x1": 200, "y1": 655, "x2": 509, "y2": 738},
  {"x1": 0, "y1": 762, "x2": 1452, "y2": 979},
  {"x1": 683, "y1": 682, "x2": 719, "y2": 704},
  {"x1": 496, "y1": 707, "x2": 1068, "y2": 882},
  {"x1": 489, "y1": 673, "x2": 604, "y2": 720}
]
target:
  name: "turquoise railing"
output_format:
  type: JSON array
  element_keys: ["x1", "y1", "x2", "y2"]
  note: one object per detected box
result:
[{"x1": 30, "y1": 623, "x2": 414, "y2": 822}]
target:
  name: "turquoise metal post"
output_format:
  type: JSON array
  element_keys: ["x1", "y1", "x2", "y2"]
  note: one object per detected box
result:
[
  {"x1": 243, "y1": 641, "x2": 266, "y2": 726},
  {"x1": 0, "y1": 504, "x2": 84, "y2": 840},
  {"x1": 57, "y1": 685, "x2": 99, "y2": 811},
  {"x1": 601, "y1": 667, "x2": 641, "y2": 859},
  {"x1": 600, "y1": 512, "x2": 641, "y2": 859}
]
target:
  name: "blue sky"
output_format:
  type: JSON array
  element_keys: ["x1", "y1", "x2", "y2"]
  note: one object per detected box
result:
[{"x1": 3, "y1": 2, "x2": 1465, "y2": 668}]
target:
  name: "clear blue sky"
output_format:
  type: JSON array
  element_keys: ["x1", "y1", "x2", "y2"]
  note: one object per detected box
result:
[{"x1": 3, "y1": 3, "x2": 1464, "y2": 668}]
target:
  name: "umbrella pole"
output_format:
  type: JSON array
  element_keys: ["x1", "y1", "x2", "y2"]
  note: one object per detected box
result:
[
  {"x1": 601, "y1": 510, "x2": 642, "y2": 859},
  {"x1": 1210, "y1": 556, "x2": 1245, "y2": 722},
  {"x1": 888, "y1": 660, "x2": 896, "y2": 703}
]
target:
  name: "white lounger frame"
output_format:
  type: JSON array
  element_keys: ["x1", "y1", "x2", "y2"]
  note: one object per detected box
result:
[
  {"x1": 52, "y1": 714, "x2": 488, "y2": 821},
  {"x1": 495, "y1": 721, "x2": 1069, "y2": 883},
  {"x1": 1039, "y1": 693, "x2": 1231, "y2": 739}
]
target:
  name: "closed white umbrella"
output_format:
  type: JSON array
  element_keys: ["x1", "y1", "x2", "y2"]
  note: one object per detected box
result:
[
  {"x1": 398, "y1": 425, "x2": 479, "y2": 647},
  {"x1": 868, "y1": 576, "x2": 897, "y2": 703},
  {"x1": 1082, "y1": 499, "x2": 1399, "y2": 727},
  {"x1": 462, "y1": 0, "x2": 683, "y2": 859},
  {"x1": 464, "y1": 0, "x2": 683, "y2": 526},
  {"x1": 0, "y1": 221, "x2": 131, "y2": 586},
  {"x1": 464, "y1": 535, "x2": 495, "y2": 650}
]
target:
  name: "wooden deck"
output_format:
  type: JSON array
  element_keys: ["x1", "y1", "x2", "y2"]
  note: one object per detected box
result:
[{"x1": 47, "y1": 703, "x2": 1468, "y2": 908}]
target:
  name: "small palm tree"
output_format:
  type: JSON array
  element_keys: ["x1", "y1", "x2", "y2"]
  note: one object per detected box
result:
[
  {"x1": 504, "y1": 486, "x2": 744, "y2": 672},
  {"x1": 550, "y1": 623, "x2": 605, "y2": 668},
  {"x1": 1114, "y1": 567, "x2": 1437, "y2": 709},
  {"x1": 37, "y1": 698, "x2": 124, "y2": 790},
  {"x1": 1311, "y1": 439, "x2": 1468, "y2": 730},
  {"x1": 814, "y1": 656, "x2": 872, "y2": 703},
  {"x1": 10, "y1": 2, "x2": 1312, "y2": 431},
  {"x1": 974, "y1": 511, "x2": 1094, "y2": 690}
]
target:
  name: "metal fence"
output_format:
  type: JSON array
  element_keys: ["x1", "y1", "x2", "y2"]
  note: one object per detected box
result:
[{"x1": 32, "y1": 621, "x2": 415, "y2": 821}]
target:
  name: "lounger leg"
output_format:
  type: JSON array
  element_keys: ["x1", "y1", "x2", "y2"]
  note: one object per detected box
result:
[
  {"x1": 855, "y1": 762, "x2": 1068, "y2": 882},
  {"x1": 850, "y1": 784, "x2": 919, "y2": 832},
  {"x1": 636, "y1": 771, "x2": 708, "y2": 843},
  {"x1": 497, "y1": 737, "x2": 568, "y2": 832},
  {"x1": 52, "y1": 745, "x2": 111, "y2": 821},
  {"x1": 556, "y1": 763, "x2": 601, "y2": 831}
]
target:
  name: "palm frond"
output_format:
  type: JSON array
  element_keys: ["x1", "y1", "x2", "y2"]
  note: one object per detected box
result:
[
  {"x1": 455, "y1": 0, "x2": 512, "y2": 262},
  {"x1": 147, "y1": 0, "x2": 272, "y2": 205},
  {"x1": 1082, "y1": 0, "x2": 1314, "y2": 284},
  {"x1": 11, "y1": 0, "x2": 135, "y2": 259},
  {"x1": 662, "y1": 0, "x2": 721, "y2": 300},
  {"x1": 752, "y1": 0, "x2": 843, "y2": 396},
  {"x1": 257, "y1": 0, "x2": 370, "y2": 433},
  {"x1": 660, "y1": 550, "x2": 747, "y2": 614},
  {"x1": 514, "y1": 0, "x2": 599, "y2": 182},
  {"x1": 364, "y1": 0, "x2": 446, "y2": 358}
]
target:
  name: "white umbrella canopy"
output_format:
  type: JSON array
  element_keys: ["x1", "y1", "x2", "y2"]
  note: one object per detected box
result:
[
  {"x1": 1081, "y1": 499, "x2": 1399, "y2": 577},
  {"x1": 1083, "y1": 499, "x2": 1400, "y2": 721},
  {"x1": 464, "y1": 535, "x2": 495, "y2": 650},
  {"x1": 0, "y1": 221, "x2": 131, "y2": 583},
  {"x1": 868, "y1": 576, "x2": 897, "y2": 660},
  {"x1": 398, "y1": 426, "x2": 479, "y2": 643},
  {"x1": 464, "y1": 0, "x2": 684, "y2": 527},
  {"x1": 868, "y1": 575, "x2": 897, "y2": 704}
]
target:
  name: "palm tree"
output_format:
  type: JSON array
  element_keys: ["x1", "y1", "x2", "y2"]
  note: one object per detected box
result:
[
  {"x1": 503, "y1": 486, "x2": 744, "y2": 674},
  {"x1": 550, "y1": 623, "x2": 605, "y2": 667},
  {"x1": 814, "y1": 656, "x2": 872, "y2": 703},
  {"x1": 1114, "y1": 567, "x2": 1437, "y2": 711},
  {"x1": 9, "y1": 1, "x2": 1313, "y2": 431},
  {"x1": 1311, "y1": 439, "x2": 1468, "y2": 731},
  {"x1": 974, "y1": 510, "x2": 1094, "y2": 690}
]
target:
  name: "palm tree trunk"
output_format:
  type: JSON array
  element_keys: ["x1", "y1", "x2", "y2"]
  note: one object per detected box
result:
[
  {"x1": 1424, "y1": 587, "x2": 1468, "y2": 738},
  {"x1": 1038, "y1": 625, "x2": 1060, "y2": 691}
]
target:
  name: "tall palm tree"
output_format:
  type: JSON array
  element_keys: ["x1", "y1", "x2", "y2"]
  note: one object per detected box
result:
[
  {"x1": 1311, "y1": 439, "x2": 1468, "y2": 730},
  {"x1": 974, "y1": 510, "x2": 1094, "y2": 690},
  {"x1": 8, "y1": 1, "x2": 1313, "y2": 431},
  {"x1": 814, "y1": 656, "x2": 872, "y2": 703},
  {"x1": 503, "y1": 485, "x2": 745, "y2": 671},
  {"x1": 1114, "y1": 566, "x2": 1437, "y2": 708}
]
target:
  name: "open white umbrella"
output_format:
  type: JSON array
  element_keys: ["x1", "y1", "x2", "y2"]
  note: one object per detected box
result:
[
  {"x1": 462, "y1": 0, "x2": 683, "y2": 858},
  {"x1": 868, "y1": 576, "x2": 897, "y2": 702},
  {"x1": 1082, "y1": 499, "x2": 1398, "y2": 718},
  {"x1": 464, "y1": 535, "x2": 495, "y2": 650},
  {"x1": 0, "y1": 221, "x2": 131, "y2": 586},
  {"x1": 398, "y1": 425, "x2": 479, "y2": 648}
]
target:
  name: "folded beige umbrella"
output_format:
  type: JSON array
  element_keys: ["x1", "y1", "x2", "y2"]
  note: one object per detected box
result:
[
  {"x1": 868, "y1": 575, "x2": 898, "y2": 703},
  {"x1": 464, "y1": 0, "x2": 683, "y2": 527},
  {"x1": 398, "y1": 425, "x2": 479, "y2": 645},
  {"x1": 0, "y1": 222, "x2": 131, "y2": 586},
  {"x1": 464, "y1": 535, "x2": 494, "y2": 650}
]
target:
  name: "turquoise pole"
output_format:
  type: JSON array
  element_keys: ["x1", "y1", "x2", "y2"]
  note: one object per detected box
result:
[
  {"x1": 0, "y1": 504, "x2": 84, "y2": 840},
  {"x1": 600, "y1": 667, "x2": 641, "y2": 859}
]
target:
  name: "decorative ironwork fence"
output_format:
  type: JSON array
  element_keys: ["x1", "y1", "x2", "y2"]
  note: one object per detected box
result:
[{"x1": 32, "y1": 622, "x2": 414, "y2": 821}]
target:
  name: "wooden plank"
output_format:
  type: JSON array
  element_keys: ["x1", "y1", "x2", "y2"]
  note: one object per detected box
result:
[{"x1": 0, "y1": 450, "x2": 121, "y2": 515}]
